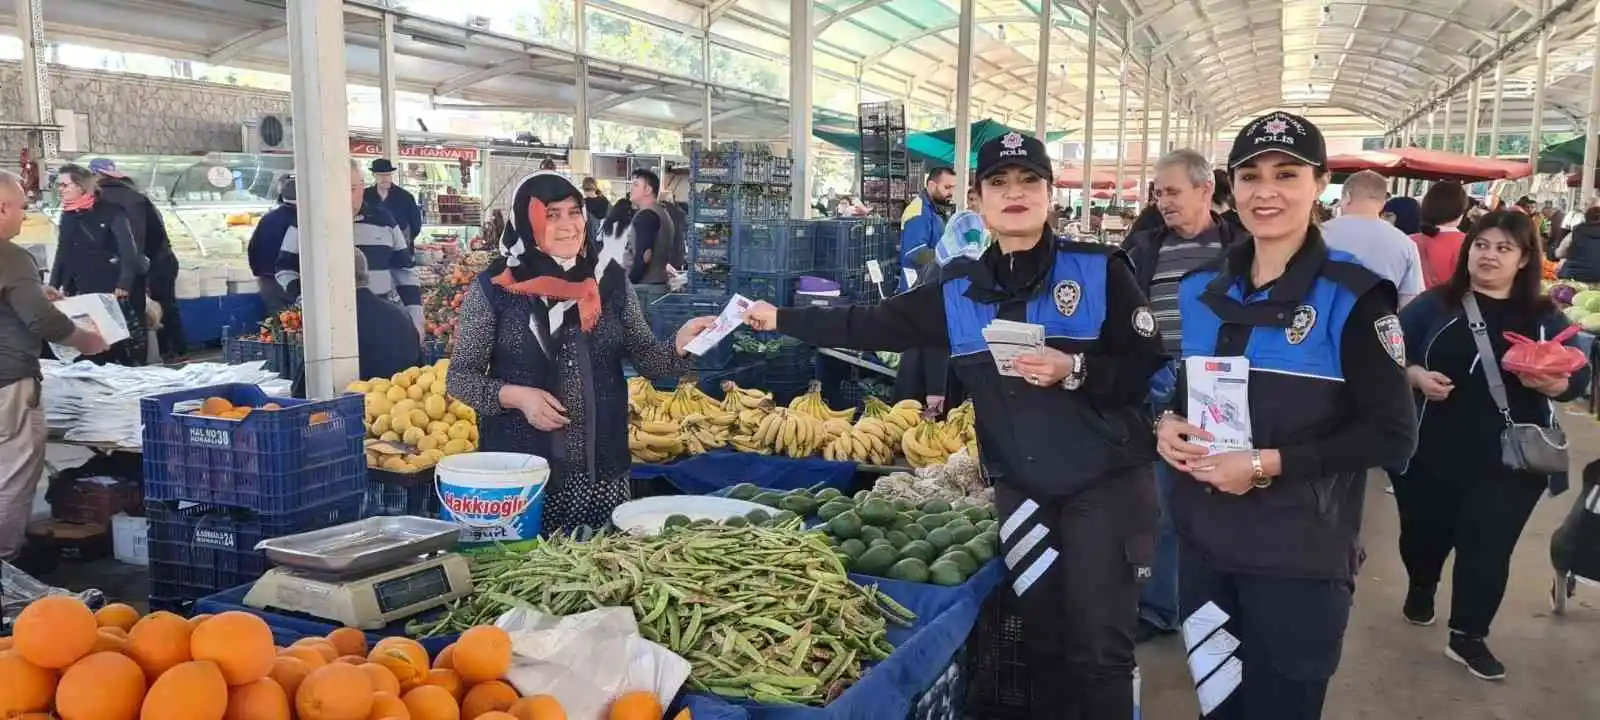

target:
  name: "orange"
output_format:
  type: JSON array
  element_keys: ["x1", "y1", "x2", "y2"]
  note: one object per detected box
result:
[
  {"x1": 508, "y1": 694, "x2": 566, "y2": 720},
  {"x1": 268, "y1": 656, "x2": 311, "y2": 700},
  {"x1": 191, "y1": 611, "x2": 277, "y2": 686},
  {"x1": 476, "y1": 714, "x2": 518, "y2": 720},
  {"x1": 420, "y1": 668, "x2": 463, "y2": 701},
  {"x1": 223, "y1": 677, "x2": 291, "y2": 720},
  {"x1": 295, "y1": 662, "x2": 374, "y2": 720},
  {"x1": 126, "y1": 611, "x2": 195, "y2": 681},
  {"x1": 368, "y1": 691, "x2": 410, "y2": 720},
  {"x1": 450, "y1": 626, "x2": 512, "y2": 685},
  {"x1": 327, "y1": 627, "x2": 368, "y2": 657},
  {"x1": 294, "y1": 638, "x2": 341, "y2": 663},
  {"x1": 607, "y1": 691, "x2": 662, "y2": 720},
  {"x1": 140, "y1": 659, "x2": 229, "y2": 720},
  {"x1": 189, "y1": 613, "x2": 214, "y2": 628},
  {"x1": 0, "y1": 636, "x2": 12, "y2": 651},
  {"x1": 400, "y1": 685, "x2": 459, "y2": 720},
  {"x1": 96, "y1": 603, "x2": 142, "y2": 632},
  {"x1": 460, "y1": 680, "x2": 518, "y2": 719},
  {"x1": 12, "y1": 595, "x2": 99, "y2": 669},
  {"x1": 431, "y1": 643, "x2": 456, "y2": 670},
  {"x1": 360, "y1": 662, "x2": 403, "y2": 696},
  {"x1": 369, "y1": 641, "x2": 428, "y2": 690},
  {"x1": 202, "y1": 397, "x2": 235, "y2": 415},
  {"x1": 337, "y1": 654, "x2": 369, "y2": 664},
  {"x1": 93, "y1": 626, "x2": 131, "y2": 654},
  {"x1": 0, "y1": 649, "x2": 57, "y2": 717},
  {"x1": 280, "y1": 645, "x2": 330, "y2": 668},
  {"x1": 56, "y1": 651, "x2": 146, "y2": 720}
]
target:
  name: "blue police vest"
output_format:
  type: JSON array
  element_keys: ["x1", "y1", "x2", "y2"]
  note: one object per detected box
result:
[
  {"x1": 942, "y1": 249, "x2": 1108, "y2": 358},
  {"x1": 1177, "y1": 251, "x2": 1365, "y2": 383}
]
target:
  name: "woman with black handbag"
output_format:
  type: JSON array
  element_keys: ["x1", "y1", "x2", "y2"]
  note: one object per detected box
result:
[{"x1": 1392, "y1": 209, "x2": 1591, "y2": 681}]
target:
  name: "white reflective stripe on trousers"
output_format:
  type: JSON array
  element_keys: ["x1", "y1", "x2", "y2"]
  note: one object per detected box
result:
[{"x1": 1182, "y1": 600, "x2": 1243, "y2": 716}]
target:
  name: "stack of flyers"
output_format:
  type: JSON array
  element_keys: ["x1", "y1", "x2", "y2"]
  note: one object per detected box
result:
[
  {"x1": 1183, "y1": 356, "x2": 1254, "y2": 454},
  {"x1": 684, "y1": 294, "x2": 753, "y2": 356},
  {"x1": 982, "y1": 320, "x2": 1045, "y2": 377}
]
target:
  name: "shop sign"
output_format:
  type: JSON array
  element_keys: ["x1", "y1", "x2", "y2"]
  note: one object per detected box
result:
[{"x1": 349, "y1": 140, "x2": 481, "y2": 162}]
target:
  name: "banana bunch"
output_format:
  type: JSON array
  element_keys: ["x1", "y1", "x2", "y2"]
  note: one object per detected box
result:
[
  {"x1": 944, "y1": 399, "x2": 978, "y2": 456},
  {"x1": 629, "y1": 417, "x2": 685, "y2": 463},
  {"x1": 627, "y1": 376, "x2": 664, "y2": 413},
  {"x1": 720, "y1": 380, "x2": 776, "y2": 435},
  {"x1": 728, "y1": 433, "x2": 772, "y2": 455},
  {"x1": 788, "y1": 380, "x2": 857, "y2": 423},
  {"x1": 661, "y1": 380, "x2": 721, "y2": 421},
  {"x1": 822, "y1": 426, "x2": 897, "y2": 465},
  {"x1": 680, "y1": 413, "x2": 732, "y2": 455},
  {"x1": 753, "y1": 408, "x2": 826, "y2": 459},
  {"x1": 863, "y1": 396, "x2": 923, "y2": 438},
  {"x1": 902, "y1": 417, "x2": 965, "y2": 469}
]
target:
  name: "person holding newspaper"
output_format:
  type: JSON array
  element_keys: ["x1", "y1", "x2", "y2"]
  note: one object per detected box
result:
[
  {"x1": 1154, "y1": 112, "x2": 1416, "y2": 719},
  {"x1": 743, "y1": 132, "x2": 1164, "y2": 720}
]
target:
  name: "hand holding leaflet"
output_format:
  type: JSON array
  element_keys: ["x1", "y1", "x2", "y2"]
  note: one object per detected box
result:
[
  {"x1": 1184, "y1": 356, "x2": 1253, "y2": 454},
  {"x1": 684, "y1": 294, "x2": 753, "y2": 356}
]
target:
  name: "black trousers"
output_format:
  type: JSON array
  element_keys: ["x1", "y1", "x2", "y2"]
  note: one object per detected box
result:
[
  {"x1": 147, "y1": 254, "x2": 185, "y2": 358},
  {"x1": 994, "y1": 465, "x2": 1156, "y2": 720},
  {"x1": 1393, "y1": 463, "x2": 1546, "y2": 638},
  {"x1": 1178, "y1": 552, "x2": 1353, "y2": 720}
]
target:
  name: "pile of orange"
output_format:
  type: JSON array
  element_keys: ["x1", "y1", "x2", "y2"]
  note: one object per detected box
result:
[
  {"x1": 0, "y1": 597, "x2": 687, "y2": 720},
  {"x1": 190, "y1": 397, "x2": 329, "y2": 425}
]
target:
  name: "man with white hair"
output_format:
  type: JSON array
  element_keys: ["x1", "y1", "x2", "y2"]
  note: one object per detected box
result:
[{"x1": 1321, "y1": 169, "x2": 1424, "y2": 305}]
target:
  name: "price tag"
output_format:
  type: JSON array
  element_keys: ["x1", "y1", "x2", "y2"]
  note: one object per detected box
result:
[
  {"x1": 865, "y1": 259, "x2": 884, "y2": 284},
  {"x1": 205, "y1": 166, "x2": 233, "y2": 189}
]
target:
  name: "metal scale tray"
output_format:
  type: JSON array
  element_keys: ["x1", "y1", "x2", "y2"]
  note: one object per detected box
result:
[{"x1": 254, "y1": 516, "x2": 461, "y2": 576}]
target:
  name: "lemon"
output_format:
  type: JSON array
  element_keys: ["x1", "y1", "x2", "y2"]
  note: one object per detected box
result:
[
  {"x1": 430, "y1": 432, "x2": 451, "y2": 449},
  {"x1": 365, "y1": 451, "x2": 380, "y2": 467},
  {"x1": 404, "y1": 384, "x2": 423, "y2": 402},
  {"x1": 382, "y1": 455, "x2": 408, "y2": 470},
  {"x1": 442, "y1": 412, "x2": 459, "y2": 425},
  {"x1": 391, "y1": 372, "x2": 411, "y2": 388},
  {"x1": 424, "y1": 395, "x2": 447, "y2": 421},
  {"x1": 402, "y1": 426, "x2": 426, "y2": 446},
  {"x1": 371, "y1": 414, "x2": 392, "y2": 435},
  {"x1": 422, "y1": 448, "x2": 445, "y2": 463},
  {"x1": 369, "y1": 378, "x2": 391, "y2": 393},
  {"x1": 346, "y1": 381, "x2": 372, "y2": 393},
  {"x1": 427, "y1": 420, "x2": 451, "y2": 436},
  {"x1": 390, "y1": 412, "x2": 412, "y2": 433},
  {"x1": 415, "y1": 373, "x2": 434, "y2": 392},
  {"x1": 466, "y1": 425, "x2": 479, "y2": 442},
  {"x1": 442, "y1": 438, "x2": 470, "y2": 455},
  {"x1": 379, "y1": 430, "x2": 401, "y2": 443},
  {"x1": 417, "y1": 434, "x2": 440, "y2": 451},
  {"x1": 406, "y1": 409, "x2": 427, "y2": 429},
  {"x1": 448, "y1": 401, "x2": 471, "y2": 418},
  {"x1": 385, "y1": 386, "x2": 407, "y2": 403},
  {"x1": 366, "y1": 394, "x2": 392, "y2": 415},
  {"x1": 448, "y1": 421, "x2": 472, "y2": 441},
  {"x1": 434, "y1": 358, "x2": 450, "y2": 374},
  {"x1": 411, "y1": 455, "x2": 436, "y2": 469}
]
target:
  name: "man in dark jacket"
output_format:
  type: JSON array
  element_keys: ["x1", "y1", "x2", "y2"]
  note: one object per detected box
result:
[
  {"x1": 365, "y1": 158, "x2": 424, "y2": 244},
  {"x1": 247, "y1": 176, "x2": 298, "y2": 313},
  {"x1": 89, "y1": 158, "x2": 185, "y2": 361}
]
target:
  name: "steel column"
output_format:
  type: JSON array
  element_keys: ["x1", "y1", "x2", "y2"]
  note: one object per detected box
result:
[
  {"x1": 1529, "y1": 0, "x2": 1551, "y2": 169},
  {"x1": 378, "y1": 12, "x2": 400, "y2": 162},
  {"x1": 1080, "y1": 3, "x2": 1099, "y2": 204},
  {"x1": 701, "y1": 15, "x2": 712, "y2": 145},
  {"x1": 17, "y1": 0, "x2": 54, "y2": 158},
  {"x1": 1138, "y1": 51, "x2": 1152, "y2": 197},
  {"x1": 1113, "y1": 42, "x2": 1128, "y2": 205},
  {"x1": 789, "y1": 0, "x2": 814, "y2": 217},
  {"x1": 1159, "y1": 67, "x2": 1171, "y2": 157},
  {"x1": 954, "y1": 0, "x2": 975, "y2": 208},
  {"x1": 1490, "y1": 49, "x2": 1504, "y2": 158},
  {"x1": 1581, "y1": 1, "x2": 1600, "y2": 200},
  {"x1": 1035, "y1": 0, "x2": 1052, "y2": 140},
  {"x1": 1466, "y1": 73, "x2": 1482, "y2": 156},
  {"x1": 1441, "y1": 92, "x2": 1454, "y2": 153}
]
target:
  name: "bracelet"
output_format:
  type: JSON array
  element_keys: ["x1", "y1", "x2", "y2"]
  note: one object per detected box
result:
[
  {"x1": 1152, "y1": 409, "x2": 1174, "y2": 434},
  {"x1": 1250, "y1": 449, "x2": 1272, "y2": 489}
]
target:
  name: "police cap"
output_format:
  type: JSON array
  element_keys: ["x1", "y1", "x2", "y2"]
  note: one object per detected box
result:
[
  {"x1": 976, "y1": 131, "x2": 1054, "y2": 184},
  {"x1": 1227, "y1": 111, "x2": 1326, "y2": 171}
]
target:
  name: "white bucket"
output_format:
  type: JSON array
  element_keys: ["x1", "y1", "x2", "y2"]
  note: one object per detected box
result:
[{"x1": 435, "y1": 452, "x2": 550, "y2": 543}]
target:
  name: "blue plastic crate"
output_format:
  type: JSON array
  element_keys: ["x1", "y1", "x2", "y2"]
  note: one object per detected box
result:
[
  {"x1": 837, "y1": 268, "x2": 897, "y2": 304},
  {"x1": 813, "y1": 219, "x2": 900, "y2": 272},
  {"x1": 731, "y1": 221, "x2": 815, "y2": 273},
  {"x1": 140, "y1": 384, "x2": 366, "y2": 513},
  {"x1": 691, "y1": 187, "x2": 740, "y2": 222},
  {"x1": 690, "y1": 147, "x2": 739, "y2": 183},
  {"x1": 731, "y1": 271, "x2": 805, "y2": 307},
  {"x1": 195, "y1": 583, "x2": 457, "y2": 657},
  {"x1": 769, "y1": 157, "x2": 793, "y2": 185},
  {"x1": 146, "y1": 493, "x2": 366, "y2": 607},
  {"x1": 366, "y1": 469, "x2": 439, "y2": 516},
  {"x1": 645, "y1": 292, "x2": 735, "y2": 370},
  {"x1": 840, "y1": 375, "x2": 897, "y2": 411},
  {"x1": 688, "y1": 226, "x2": 730, "y2": 262},
  {"x1": 222, "y1": 330, "x2": 304, "y2": 381}
]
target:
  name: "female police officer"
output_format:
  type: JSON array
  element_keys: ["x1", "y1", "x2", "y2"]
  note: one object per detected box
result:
[
  {"x1": 744, "y1": 132, "x2": 1163, "y2": 720},
  {"x1": 1155, "y1": 112, "x2": 1416, "y2": 719}
]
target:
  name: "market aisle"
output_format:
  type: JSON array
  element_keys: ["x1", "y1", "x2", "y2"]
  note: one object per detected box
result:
[{"x1": 1136, "y1": 406, "x2": 1600, "y2": 719}]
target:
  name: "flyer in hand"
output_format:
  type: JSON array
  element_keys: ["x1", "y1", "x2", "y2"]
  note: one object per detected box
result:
[
  {"x1": 1184, "y1": 356, "x2": 1253, "y2": 454},
  {"x1": 983, "y1": 320, "x2": 1046, "y2": 377}
]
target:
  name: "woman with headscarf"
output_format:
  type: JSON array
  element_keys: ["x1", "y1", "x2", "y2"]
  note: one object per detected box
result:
[
  {"x1": 445, "y1": 173, "x2": 714, "y2": 533},
  {"x1": 1385, "y1": 196, "x2": 1422, "y2": 236}
]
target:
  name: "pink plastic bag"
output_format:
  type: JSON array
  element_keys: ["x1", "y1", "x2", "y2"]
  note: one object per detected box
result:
[{"x1": 1502, "y1": 325, "x2": 1587, "y2": 377}]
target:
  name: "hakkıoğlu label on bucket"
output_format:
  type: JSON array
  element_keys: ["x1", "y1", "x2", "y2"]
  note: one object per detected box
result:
[{"x1": 435, "y1": 452, "x2": 549, "y2": 543}]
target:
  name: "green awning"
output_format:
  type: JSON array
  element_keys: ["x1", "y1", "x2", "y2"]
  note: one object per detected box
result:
[{"x1": 813, "y1": 120, "x2": 1073, "y2": 170}]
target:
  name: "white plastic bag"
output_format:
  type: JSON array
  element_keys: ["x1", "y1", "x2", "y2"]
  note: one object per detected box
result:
[
  {"x1": 49, "y1": 293, "x2": 130, "y2": 363},
  {"x1": 497, "y1": 606, "x2": 690, "y2": 720}
]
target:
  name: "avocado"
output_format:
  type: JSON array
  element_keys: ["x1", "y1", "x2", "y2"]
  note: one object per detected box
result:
[
  {"x1": 816, "y1": 487, "x2": 843, "y2": 502},
  {"x1": 885, "y1": 530, "x2": 912, "y2": 549},
  {"x1": 838, "y1": 538, "x2": 868, "y2": 560},
  {"x1": 689, "y1": 518, "x2": 714, "y2": 528},
  {"x1": 745, "y1": 509, "x2": 772, "y2": 525},
  {"x1": 751, "y1": 492, "x2": 784, "y2": 508},
  {"x1": 769, "y1": 509, "x2": 799, "y2": 526},
  {"x1": 917, "y1": 514, "x2": 948, "y2": 532},
  {"x1": 940, "y1": 548, "x2": 978, "y2": 576},
  {"x1": 858, "y1": 499, "x2": 896, "y2": 526},
  {"x1": 948, "y1": 522, "x2": 978, "y2": 545},
  {"x1": 858, "y1": 525, "x2": 886, "y2": 545},
  {"x1": 826, "y1": 510, "x2": 863, "y2": 539},
  {"x1": 853, "y1": 490, "x2": 872, "y2": 503},
  {"x1": 920, "y1": 499, "x2": 953, "y2": 515},
  {"x1": 817, "y1": 501, "x2": 853, "y2": 522},
  {"x1": 891, "y1": 498, "x2": 914, "y2": 513},
  {"x1": 926, "y1": 527, "x2": 954, "y2": 551},
  {"x1": 904, "y1": 524, "x2": 928, "y2": 540},
  {"x1": 962, "y1": 536, "x2": 996, "y2": 563},
  {"x1": 899, "y1": 539, "x2": 937, "y2": 564},
  {"x1": 963, "y1": 505, "x2": 993, "y2": 523},
  {"x1": 778, "y1": 494, "x2": 817, "y2": 516},
  {"x1": 723, "y1": 515, "x2": 748, "y2": 528},
  {"x1": 663, "y1": 514, "x2": 692, "y2": 529},
  {"x1": 726, "y1": 483, "x2": 760, "y2": 500},
  {"x1": 977, "y1": 530, "x2": 1000, "y2": 553},
  {"x1": 890, "y1": 512, "x2": 916, "y2": 530},
  {"x1": 855, "y1": 545, "x2": 898, "y2": 576},
  {"x1": 975, "y1": 519, "x2": 996, "y2": 533},
  {"x1": 886, "y1": 557, "x2": 931, "y2": 583},
  {"x1": 928, "y1": 559, "x2": 967, "y2": 586},
  {"x1": 870, "y1": 538, "x2": 895, "y2": 551}
]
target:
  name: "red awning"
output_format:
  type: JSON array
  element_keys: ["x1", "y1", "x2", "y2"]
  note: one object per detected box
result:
[
  {"x1": 1326, "y1": 148, "x2": 1531, "y2": 183},
  {"x1": 1056, "y1": 168, "x2": 1139, "y2": 190},
  {"x1": 1090, "y1": 187, "x2": 1144, "y2": 201}
]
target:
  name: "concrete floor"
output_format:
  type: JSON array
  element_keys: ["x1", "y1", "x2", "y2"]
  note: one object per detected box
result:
[{"x1": 1136, "y1": 404, "x2": 1600, "y2": 719}]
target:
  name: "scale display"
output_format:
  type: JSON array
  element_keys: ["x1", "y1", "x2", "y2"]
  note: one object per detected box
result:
[{"x1": 374, "y1": 565, "x2": 450, "y2": 614}]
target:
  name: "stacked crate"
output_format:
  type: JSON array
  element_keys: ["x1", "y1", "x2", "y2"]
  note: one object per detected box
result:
[
  {"x1": 685, "y1": 141, "x2": 795, "y2": 297},
  {"x1": 140, "y1": 383, "x2": 367, "y2": 613},
  {"x1": 812, "y1": 218, "x2": 903, "y2": 304},
  {"x1": 858, "y1": 101, "x2": 910, "y2": 220}
]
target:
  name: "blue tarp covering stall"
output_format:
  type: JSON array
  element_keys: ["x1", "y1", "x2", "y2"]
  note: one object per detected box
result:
[{"x1": 631, "y1": 451, "x2": 858, "y2": 495}]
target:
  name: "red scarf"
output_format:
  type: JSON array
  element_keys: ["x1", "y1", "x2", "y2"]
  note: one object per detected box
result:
[
  {"x1": 62, "y1": 193, "x2": 96, "y2": 213},
  {"x1": 491, "y1": 268, "x2": 602, "y2": 332}
]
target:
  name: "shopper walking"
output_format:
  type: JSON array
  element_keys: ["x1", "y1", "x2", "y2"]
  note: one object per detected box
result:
[
  {"x1": 50, "y1": 164, "x2": 147, "y2": 365},
  {"x1": 898, "y1": 167, "x2": 956, "y2": 289},
  {"x1": 581, "y1": 176, "x2": 611, "y2": 245},
  {"x1": 1156, "y1": 112, "x2": 1416, "y2": 719},
  {"x1": 744, "y1": 132, "x2": 1163, "y2": 720},
  {"x1": 365, "y1": 158, "x2": 424, "y2": 245},
  {"x1": 1120, "y1": 149, "x2": 1245, "y2": 642},
  {"x1": 1391, "y1": 210, "x2": 1588, "y2": 681},
  {"x1": 625, "y1": 169, "x2": 678, "y2": 308},
  {"x1": 1554, "y1": 204, "x2": 1600, "y2": 283},
  {"x1": 247, "y1": 176, "x2": 298, "y2": 313},
  {"x1": 89, "y1": 158, "x2": 185, "y2": 361},
  {"x1": 1412, "y1": 181, "x2": 1470, "y2": 289},
  {"x1": 1321, "y1": 170, "x2": 1425, "y2": 305},
  {"x1": 0, "y1": 172, "x2": 107, "y2": 564}
]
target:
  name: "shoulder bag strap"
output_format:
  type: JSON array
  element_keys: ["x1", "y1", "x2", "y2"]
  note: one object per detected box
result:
[{"x1": 1462, "y1": 293, "x2": 1514, "y2": 427}]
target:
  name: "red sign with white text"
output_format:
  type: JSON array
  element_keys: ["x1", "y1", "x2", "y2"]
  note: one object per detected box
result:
[{"x1": 349, "y1": 140, "x2": 481, "y2": 163}]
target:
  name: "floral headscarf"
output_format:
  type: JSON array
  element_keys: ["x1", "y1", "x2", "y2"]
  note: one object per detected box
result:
[{"x1": 491, "y1": 172, "x2": 626, "y2": 336}]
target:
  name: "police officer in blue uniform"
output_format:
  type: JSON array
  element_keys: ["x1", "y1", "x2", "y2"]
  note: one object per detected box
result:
[
  {"x1": 744, "y1": 132, "x2": 1164, "y2": 720},
  {"x1": 1155, "y1": 112, "x2": 1417, "y2": 719}
]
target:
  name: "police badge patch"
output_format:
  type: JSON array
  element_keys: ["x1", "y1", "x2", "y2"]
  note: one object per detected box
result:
[
  {"x1": 1375, "y1": 315, "x2": 1406, "y2": 366},
  {"x1": 1132, "y1": 306, "x2": 1156, "y2": 337},
  {"x1": 1053, "y1": 280, "x2": 1082, "y2": 317},
  {"x1": 1286, "y1": 304, "x2": 1317, "y2": 345}
]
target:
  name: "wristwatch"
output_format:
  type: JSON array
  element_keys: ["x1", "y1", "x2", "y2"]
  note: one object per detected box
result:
[
  {"x1": 1250, "y1": 450, "x2": 1272, "y2": 489},
  {"x1": 1061, "y1": 353, "x2": 1087, "y2": 391}
]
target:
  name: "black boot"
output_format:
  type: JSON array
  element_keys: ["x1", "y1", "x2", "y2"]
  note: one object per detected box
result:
[{"x1": 1402, "y1": 584, "x2": 1436, "y2": 626}]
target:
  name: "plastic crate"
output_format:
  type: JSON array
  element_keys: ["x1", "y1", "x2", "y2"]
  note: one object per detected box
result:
[
  {"x1": 689, "y1": 226, "x2": 730, "y2": 263},
  {"x1": 731, "y1": 221, "x2": 815, "y2": 273},
  {"x1": 366, "y1": 469, "x2": 439, "y2": 516},
  {"x1": 222, "y1": 331, "x2": 304, "y2": 381},
  {"x1": 840, "y1": 376, "x2": 896, "y2": 411},
  {"x1": 689, "y1": 270, "x2": 731, "y2": 295},
  {"x1": 963, "y1": 590, "x2": 1030, "y2": 717},
  {"x1": 691, "y1": 187, "x2": 740, "y2": 222},
  {"x1": 769, "y1": 157, "x2": 793, "y2": 185},
  {"x1": 146, "y1": 493, "x2": 366, "y2": 606},
  {"x1": 910, "y1": 651, "x2": 967, "y2": 720},
  {"x1": 837, "y1": 269, "x2": 898, "y2": 304},
  {"x1": 422, "y1": 340, "x2": 450, "y2": 364},
  {"x1": 730, "y1": 271, "x2": 807, "y2": 307},
  {"x1": 140, "y1": 384, "x2": 366, "y2": 513},
  {"x1": 764, "y1": 340, "x2": 818, "y2": 404},
  {"x1": 813, "y1": 219, "x2": 900, "y2": 272},
  {"x1": 690, "y1": 147, "x2": 738, "y2": 183}
]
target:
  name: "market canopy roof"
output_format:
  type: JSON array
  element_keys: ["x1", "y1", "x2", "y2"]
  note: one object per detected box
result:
[
  {"x1": 1326, "y1": 148, "x2": 1534, "y2": 183},
  {"x1": 814, "y1": 119, "x2": 1070, "y2": 168}
]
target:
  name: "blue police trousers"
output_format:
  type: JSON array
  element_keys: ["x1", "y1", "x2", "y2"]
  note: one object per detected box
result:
[{"x1": 1179, "y1": 546, "x2": 1353, "y2": 720}]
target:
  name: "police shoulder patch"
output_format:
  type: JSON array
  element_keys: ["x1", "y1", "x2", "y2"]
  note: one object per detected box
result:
[
  {"x1": 1375, "y1": 314, "x2": 1405, "y2": 367},
  {"x1": 1132, "y1": 306, "x2": 1156, "y2": 337},
  {"x1": 1286, "y1": 304, "x2": 1317, "y2": 345},
  {"x1": 1053, "y1": 280, "x2": 1082, "y2": 317}
]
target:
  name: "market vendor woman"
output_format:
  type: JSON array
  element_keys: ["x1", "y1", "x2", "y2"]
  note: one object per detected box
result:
[
  {"x1": 743, "y1": 133, "x2": 1164, "y2": 720},
  {"x1": 446, "y1": 172, "x2": 713, "y2": 533}
]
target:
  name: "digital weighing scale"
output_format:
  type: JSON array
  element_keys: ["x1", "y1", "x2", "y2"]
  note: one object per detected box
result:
[{"x1": 244, "y1": 517, "x2": 474, "y2": 630}]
